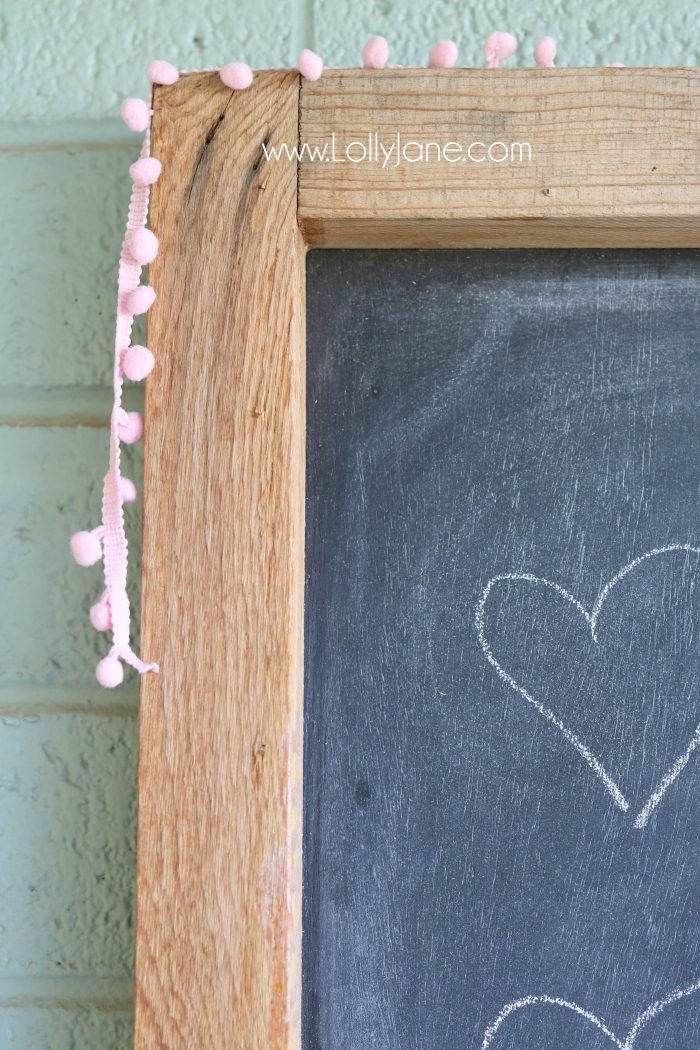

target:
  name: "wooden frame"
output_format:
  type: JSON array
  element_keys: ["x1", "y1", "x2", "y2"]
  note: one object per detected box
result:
[{"x1": 135, "y1": 67, "x2": 700, "y2": 1048}]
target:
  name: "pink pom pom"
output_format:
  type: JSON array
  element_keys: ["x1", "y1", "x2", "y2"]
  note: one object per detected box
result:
[
  {"x1": 606, "y1": 62, "x2": 626, "y2": 68},
  {"x1": 298, "y1": 49, "x2": 324, "y2": 81},
  {"x1": 118, "y1": 411, "x2": 144, "y2": 444},
  {"x1": 362, "y1": 36, "x2": 389, "y2": 68},
  {"x1": 89, "y1": 598, "x2": 112, "y2": 632},
  {"x1": 220, "y1": 62, "x2": 253, "y2": 90},
  {"x1": 484, "y1": 31, "x2": 517, "y2": 68},
  {"x1": 122, "y1": 345, "x2": 155, "y2": 382},
  {"x1": 96, "y1": 656, "x2": 124, "y2": 688},
  {"x1": 533, "y1": 36, "x2": 557, "y2": 67},
  {"x1": 126, "y1": 228, "x2": 158, "y2": 265},
  {"x1": 146, "y1": 60, "x2": 179, "y2": 86},
  {"x1": 125, "y1": 285, "x2": 156, "y2": 315},
  {"x1": 120, "y1": 98, "x2": 150, "y2": 132},
  {"x1": 120, "y1": 477, "x2": 138, "y2": 503},
  {"x1": 129, "y1": 157, "x2": 162, "y2": 186},
  {"x1": 70, "y1": 530, "x2": 102, "y2": 567},
  {"x1": 428, "y1": 40, "x2": 458, "y2": 68}
]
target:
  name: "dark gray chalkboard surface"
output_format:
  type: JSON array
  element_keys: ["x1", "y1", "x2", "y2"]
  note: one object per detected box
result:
[{"x1": 303, "y1": 249, "x2": 700, "y2": 1050}]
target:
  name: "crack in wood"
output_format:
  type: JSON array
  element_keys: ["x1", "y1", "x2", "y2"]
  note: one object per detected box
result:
[
  {"x1": 252, "y1": 134, "x2": 270, "y2": 174},
  {"x1": 186, "y1": 94, "x2": 235, "y2": 204}
]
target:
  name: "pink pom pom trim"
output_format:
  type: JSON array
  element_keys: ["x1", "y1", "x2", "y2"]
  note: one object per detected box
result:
[
  {"x1": 120, "y1": 98, "x2": 150, "y2": 133},
  {"x1": 96, "y1": 656, "x2": 124, "y2": 688},
  {"x1": 120, "y1": 477, "x2": 138, "y2": 503},
  {"x1": 73, "y1": 79, "x2": 160, "y2": 686},
  {"x1": 126, "y1": 228, "x2": 158, "y2": 265},
  {"x1": 220, "y1": 62, "x2": 254, "y2": 90},
  {"x1": 428, "y1": 41, "x2": 458, "y2": 69},
  {"x1": 534, "y1": 36, "x2": 557, "y2": 68},
  {"x1": 146, "y1": 60, "x2": 179, "y2": 86},
  {"x1": 118, "y1": 410, "x2": 144, "y2": 444},
  {"x1": 298, "y1": 49, "x2": 324, "y2": 81},
  {"x1": 362, "y1": 36, "x2": 389, "y2": 68},
  {"x1": 129, "y1": 157, "x2": 162, "y2": 186},
  {"x1": 122, "y1": 345, "x2": 155, "y2": 382},
  {"x1": 484, "y1": 31, "x2": 517, "y2": 68},
  {"x1": 70, "y1": 529, "x2": 103, "y2": 567},
  {"x1": 125, "y1": 285, "x2": 156, "y2": 315},
  {"x1": 90, "y1": 597, "x2": 112, "y2": 632}
]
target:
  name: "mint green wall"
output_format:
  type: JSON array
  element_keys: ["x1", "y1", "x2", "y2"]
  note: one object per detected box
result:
[{"x1": 1, "y1": 1, "x2": 698, "y2": 1046}]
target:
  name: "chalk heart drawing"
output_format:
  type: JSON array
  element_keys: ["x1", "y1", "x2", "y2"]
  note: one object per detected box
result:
[
  {"x1": 481, "y1": 979, "x2": 700, "y2": 1049},
  {"x1": 475, "y1": 544, "x2": 700, "y2": 829}
]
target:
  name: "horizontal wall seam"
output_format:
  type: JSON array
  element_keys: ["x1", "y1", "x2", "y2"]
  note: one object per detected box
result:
[
  {"x1": 0, "y1": 682, "x2": 139, "y2": 717},
  {"x1": 0, "y1": 119, "x2": 135, "y2": 151},
  {"x1": 0, "y1": 975, "x2": 133, "y2": 1011},
  {"x1": 0, "y1": 387, "x2": 145, "y2": 427}
]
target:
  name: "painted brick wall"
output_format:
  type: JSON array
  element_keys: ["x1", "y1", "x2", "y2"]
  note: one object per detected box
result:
[{"x1": 2, "y1": 1, "x2": 698, "y2": 1046}]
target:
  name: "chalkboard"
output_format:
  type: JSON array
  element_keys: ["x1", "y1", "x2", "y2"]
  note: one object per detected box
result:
[{"x1": 303, "y1": 249, "x2": 700, "y2": 1050}]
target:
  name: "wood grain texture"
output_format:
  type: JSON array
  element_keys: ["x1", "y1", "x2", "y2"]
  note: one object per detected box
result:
[
  {"x1": 299, "y1": 68, "x2": 700, "y2": 247},
  {"x1": 136, "y1": 71, "x2": 305, "y2": 1049}
]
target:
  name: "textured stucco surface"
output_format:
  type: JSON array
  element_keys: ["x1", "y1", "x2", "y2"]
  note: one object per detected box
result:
[
  {"x1": 1, "y1": 145, "x2": 137, "y2": 390},
  {"x1": 0, "y1": 1, "x2": 295, "y2": 121},
  {"x1": 0, "y1": 716, "x2": 137, "y2": 975},
  {"x1": 2, "y1": 0, "x2": 699, "y2": 1045},
  {"x1": 0, "y1": 1007, "x2": 133, "y2": 1049}
]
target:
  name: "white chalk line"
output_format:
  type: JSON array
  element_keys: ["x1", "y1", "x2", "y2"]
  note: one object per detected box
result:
[
  {"x1": 475, "y1": 545, "x2": 700, "y2": 827},
  {"x1": 481, "y1": 995, "x2": 622, "y2": 1049},
  {"x1": 590, "y1": 545, "x2": 700, "y2": 642},
  {"x1": 633, "y1": 724, "x2": 700, "y2": 829},
  {"x1": 480, "y1": 979, "x2": 700, "y2": 1049},
  {"x1": 478, "y1": 978, "x2": 700, "y2": 1045}
]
